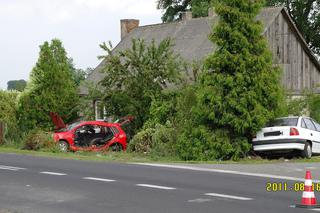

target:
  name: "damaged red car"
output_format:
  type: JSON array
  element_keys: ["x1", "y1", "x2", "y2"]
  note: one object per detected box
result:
[{"x1": 50, "y1": 112, "x2": 132, "y2": 152}]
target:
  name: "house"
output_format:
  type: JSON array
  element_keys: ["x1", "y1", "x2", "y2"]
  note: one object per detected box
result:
[{"x1": 80, "y1": 6, "x2": 320, "y2": 120}]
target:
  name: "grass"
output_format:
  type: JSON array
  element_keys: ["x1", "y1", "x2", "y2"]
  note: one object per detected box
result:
[{"x1": 1, "y1": 146, "x2": 320, "y2": 164}]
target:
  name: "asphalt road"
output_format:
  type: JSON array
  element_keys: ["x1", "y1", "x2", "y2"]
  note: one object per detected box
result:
[{"x1": 0, "y1": 153, "x2": 316, "y2": 213}]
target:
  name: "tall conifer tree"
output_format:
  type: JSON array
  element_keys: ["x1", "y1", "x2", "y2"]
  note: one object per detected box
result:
[
  {"x1": 18, "y1": 39, "x2": 78, "y2": 130},
  {"x1": 177, "y1": 0, "x2": 285, "y2": 160}
]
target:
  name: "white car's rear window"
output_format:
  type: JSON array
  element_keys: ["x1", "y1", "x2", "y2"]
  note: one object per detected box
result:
[{"x1": 266, "y1": 118, "x2": 298, "y2": 127}]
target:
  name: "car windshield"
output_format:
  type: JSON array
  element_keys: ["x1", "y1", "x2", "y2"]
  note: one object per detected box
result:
[
  {"x1": 266, "y1": 118, "x2": 298, "y2": 127},
  {"x1": 67, "y1": 121, "x2": 82, "y2": 131}
]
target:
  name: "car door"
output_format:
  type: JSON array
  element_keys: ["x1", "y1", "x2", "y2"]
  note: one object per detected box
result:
[{"x1": 303, "y1": 118, "x2": 319, "y2": 152}]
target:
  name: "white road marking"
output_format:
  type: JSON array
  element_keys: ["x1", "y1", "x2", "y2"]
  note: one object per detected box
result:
[
  {"x1": 205, "y1": 193, "x2": 253, "y2": 201},
  {"x1": 83, "y1": 177, "x2": 116, "y2": 182},
  {"x1": 188, "y1": 198, "x2": 212, "y2": 203},
  {"x1": 134, "y1": 163, "x2": 313, "y2": 182},
  {"x1": 0, "y1": 165, "x2": 26, "y2": 171},
  {"x1": 40, "y1": 172, "x2": 67, "y2": 176},
  {"x1": 136, "y1": 184, "x2": 176, "y2": 190},
  {"x1": 0, "y1": 167, "x2": 19, "y2": 171}
]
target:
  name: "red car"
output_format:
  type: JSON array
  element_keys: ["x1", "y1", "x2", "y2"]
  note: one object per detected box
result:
[{"x1": 50, "y1": 113, "x2": 131, "y2": 152}]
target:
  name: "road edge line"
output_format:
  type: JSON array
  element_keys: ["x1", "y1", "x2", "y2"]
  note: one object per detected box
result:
[{"x1": 133, "y1": 163, "x2": 310, "y2": 182}]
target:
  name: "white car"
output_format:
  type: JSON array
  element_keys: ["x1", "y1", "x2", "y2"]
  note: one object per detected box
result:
[{"x1": 252, "y1": 116, "x2": 320, "y2": 158}]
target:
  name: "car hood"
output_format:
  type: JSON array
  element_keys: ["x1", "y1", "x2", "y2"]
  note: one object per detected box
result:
[{"x1": 50, "y1": 112, "x2": 66, "y2": 130}]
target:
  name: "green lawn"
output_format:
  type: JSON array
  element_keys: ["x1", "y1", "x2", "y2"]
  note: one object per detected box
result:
[{"x1": 1, "y1": 146, "x2": 320, "y2": 164}]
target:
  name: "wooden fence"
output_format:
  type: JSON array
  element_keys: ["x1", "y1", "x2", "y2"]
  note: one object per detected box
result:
[{"x1": 0, "y1": 122, "x2": 5, "y2": 145}]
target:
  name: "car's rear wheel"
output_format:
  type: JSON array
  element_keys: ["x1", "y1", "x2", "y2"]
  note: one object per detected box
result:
[
  {"x1": 110, "y1": 143, "x2": 122, "y2": 152},
  {"x1": 301, "y1": 142, "x2": 312, "y2": 159},
  {"x1": 58, "y1": 141, "x2": 69, "y2": 152}
]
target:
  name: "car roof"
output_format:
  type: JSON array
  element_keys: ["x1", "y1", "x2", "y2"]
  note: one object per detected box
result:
[
  {"x1": 277, "y1": 116, "x2": 318, "y2": 122},
  {"x1": 278, "y1": 116, "x2": 307, "y2": 119}
]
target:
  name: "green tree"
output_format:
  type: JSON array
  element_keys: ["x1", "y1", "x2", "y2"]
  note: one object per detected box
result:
[
  {"x1": 7, "y1": 80, "x2": 27, "y2": 92},
  {"x1": 0, "y1": 90, "x2": 19, "y2": 142},
  {"x1": 157, "y1": 0, "x2": 216, "y2": 22},
  {"x1": 266, "y1": 0, "x2": 320, "y2": 55},
  {"x1": 99, "y1": 39, "x2": 183, "y2": 132},
  {"x1": 18, "y1": 39, "x2": 78, "y2": 131},
  {"x1": 68, "y1": 58, "x2": 92, "y2": 86},
  {"x1": 177, "y1": 0, "x2": 285, "y2": 160}
]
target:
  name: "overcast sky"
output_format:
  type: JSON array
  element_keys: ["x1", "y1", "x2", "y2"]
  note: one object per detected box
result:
[{"x1": 0, "y1": 0, "x2": 162, "y2": 89}]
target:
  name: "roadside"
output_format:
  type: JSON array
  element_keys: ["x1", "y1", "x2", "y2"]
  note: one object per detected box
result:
[
  {"x1": 134, "y1": 162, "x2": 320, "y2": 181},
  {"x1": 1, "y1": 146, "x2": 320, "y2": 168}
]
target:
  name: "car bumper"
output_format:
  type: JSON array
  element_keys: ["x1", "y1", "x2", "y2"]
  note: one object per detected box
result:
[{"x1": 253, "y1": 139, "x2": 306, "y2": 151}]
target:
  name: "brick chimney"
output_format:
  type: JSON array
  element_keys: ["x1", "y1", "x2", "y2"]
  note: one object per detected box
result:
[
  {"x1": 120, "y1": 19, "x2": 140, "y2": 40},
  {"x1": 181, "y1": 11, "x2": 192, "y2": 21}
]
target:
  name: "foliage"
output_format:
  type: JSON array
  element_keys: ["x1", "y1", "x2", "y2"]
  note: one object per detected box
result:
[
  {"x1": 143, "y1": 89, "x2": 179, "y2": 128},
  {"x1": 286, "y1": 96, "x2": 307, "y2": 116},
  {"x1": 176, "y1": 125, "x2": 250, "y2": 161},
  {"x1": 266, "y1": 0, "x2": 320, "y2": 55},
  {"x1": 23, "y1": 129, "x2": 58, "y2": 152},
  {"x1": 7, "y1": 80, "x2": 27, "y2": 92},
  {"x1": 0, "y1": 90, "x2": 20, "y2": 143},
  {"x1": 198, "y1": 0, "x2": 285, "y2": 135},
  {"x1": 150, "y1": 122, "x2": 177, "y2": 158},
  {"x1": 285, "y1": 93, "x2": 320, "y2": 123},
  {"x1": 68, "y1": 58, "x2": 92, "y2": 86},
  {"x1": 308, "y1": 94, "x2": 320, "y2": 122},
  {"x1": 291, "y1": 93, "x2": 320, "y2": 122},
  {"x1": 99, "y1": 38, "x2": 184, "y2": 133},
  {"x1": 128, "y1": 122, "x2": 177, "y2": 158},
  {"x1": 157, "y1": 0, "x2": 217, "y2": 22},
  {"x1": 128, "y1": 127, "x2": 155, "y2": 153},
  {"x1": 173, "y1": 0, "x2": 285, "y2": 160},
  {"x1": 17, "y1": 39, "x2": 79, "y2": 131}
]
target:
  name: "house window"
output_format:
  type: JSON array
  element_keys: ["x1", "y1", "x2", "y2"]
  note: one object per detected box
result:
[{"x1": 94, "y1": 100, "x2": 107, "y2": 120}]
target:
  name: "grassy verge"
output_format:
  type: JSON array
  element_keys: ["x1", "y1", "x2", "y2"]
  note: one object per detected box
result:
[{"x1": 1, "y1": 146, "x2": 320, "y2": 164}]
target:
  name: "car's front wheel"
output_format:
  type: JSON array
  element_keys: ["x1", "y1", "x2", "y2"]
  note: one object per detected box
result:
[
  {"x1": 58, "y1": 141, "x2": 69, "y2": 152},
  {"x1": 301, "y1": 142, "x2": 312, "y2": 159}
]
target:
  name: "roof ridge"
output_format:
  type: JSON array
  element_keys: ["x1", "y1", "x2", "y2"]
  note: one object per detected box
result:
[
  {"x1": 264, "y1": 5, "x2": 285, "y2": 9},
  {"x1": 136, "y1": 6, "x2": 284, "y2": 30}
]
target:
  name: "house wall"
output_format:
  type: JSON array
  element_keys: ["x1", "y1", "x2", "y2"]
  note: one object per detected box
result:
[{"x1": 263, "y1": 11, "x2": 320, "y2": 94}]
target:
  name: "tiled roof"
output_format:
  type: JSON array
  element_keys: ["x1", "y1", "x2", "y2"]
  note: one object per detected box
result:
[{"x1": 79, "y1": 6, "x2": 286, "y2": 95}]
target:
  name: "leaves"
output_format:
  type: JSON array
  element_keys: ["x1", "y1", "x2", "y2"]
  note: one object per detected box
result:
[
  {"x1": 98, "y1": 38, "x2": 184, "y2": 133},
  {"x1": 176, "y1": 0, "x2": 286, "y2": 160},
  {"x1": 7, "y1": 80, "x2": 27, "y2": 92},
  {"x1": 157, "y1": 0, "x2": 216, "y2": 22},
  {"x1": 18, "y1": 39, "x2": 79, "y2": 131}
]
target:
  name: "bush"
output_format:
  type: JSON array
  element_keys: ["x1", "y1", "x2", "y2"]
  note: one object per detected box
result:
[
  {"x1": 308, "y1": 94, "x2": 320, "y2": 122},
  {"x1": 149, "y1": 123, "x2": 177, "y2": 158},
  {"x1": 286, "y1": 96, "x2": 307, "y2": 116},
  {"x1": 0, "y1": 90, "x2": 21, "y2": 144},
  {"x1": 99, "y1": 38, "x2": 183, "y2": 134},
  {"x1": 285, "y1": 93, "x2": 320, "y2": 121},
  {"x1": 23, "y1": 129, "x2": 58, "y2": 152},
  {"x1": 128, "y1": 127, "x2": 155, "y2": 153},
  {"x1": 176, "y1": 124, "x2": 251, "y2": 161},
  {"x1": 128, "y1": 122, "x2": 177, "y2": 158}
]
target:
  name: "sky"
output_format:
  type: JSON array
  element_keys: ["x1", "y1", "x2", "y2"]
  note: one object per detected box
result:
[{"x1": 0, "y1": 0, "x2": 163, "y2": 89}]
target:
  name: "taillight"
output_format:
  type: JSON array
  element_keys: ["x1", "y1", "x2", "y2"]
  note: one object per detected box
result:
[{"x1": 290, "y1": 127, "x2": 299, "y2": 136}]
